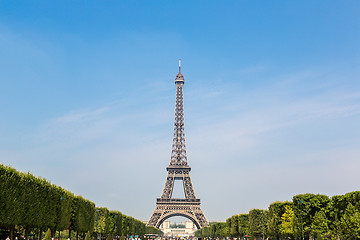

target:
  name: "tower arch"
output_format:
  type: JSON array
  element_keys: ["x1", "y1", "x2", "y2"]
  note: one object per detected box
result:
[{"x1": 156, "y1": 212, "x2": 201, "y2": 230}]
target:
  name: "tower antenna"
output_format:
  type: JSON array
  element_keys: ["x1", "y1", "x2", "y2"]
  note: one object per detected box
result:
[{"x1": 179, "y1": 59, "x2": 181, "y2": 73}]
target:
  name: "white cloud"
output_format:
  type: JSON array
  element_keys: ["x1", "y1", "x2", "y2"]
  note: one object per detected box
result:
[{"x1": 54, "y1": 107, "x2": 110, "y2": 124}]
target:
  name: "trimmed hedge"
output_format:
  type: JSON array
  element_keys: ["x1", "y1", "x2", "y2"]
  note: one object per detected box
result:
[{"x1": 0, "y1": 164, "x2": 161, "y2": 240}]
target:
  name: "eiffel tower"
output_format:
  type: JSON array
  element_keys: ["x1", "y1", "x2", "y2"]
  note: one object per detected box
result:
[{"x1": 147, "y1": 60, "x2": 208, "y2": 229}]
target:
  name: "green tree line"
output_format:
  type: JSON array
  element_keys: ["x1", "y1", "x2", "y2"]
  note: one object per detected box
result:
[
  {"x1": 195, "y1": 192, "x2": 360, "y2": 240},
  {"x1": 195, "y1": 222, "x2": 227, "y2": 238},
  {"x1": 0, "y1": 164, "x2": 162, "y2": 240}
]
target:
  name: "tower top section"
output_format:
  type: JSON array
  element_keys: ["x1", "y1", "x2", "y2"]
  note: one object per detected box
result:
[
  {"x1": 170, "y1": 59, "x2": 188, "y2": 166},
  {"x1": 175, "y1": 59, "x2": 184, "y2": 84}
]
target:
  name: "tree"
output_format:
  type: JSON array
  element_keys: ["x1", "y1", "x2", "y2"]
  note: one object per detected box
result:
[
  {"x1": 329, "y1": 191, "x2": 360, "y2": 239},
  {"x1": 267, "y1": 201, "x2": 292, "y2": 239},
  {"x1": 279, "y1": 205, "x2": 294, "y2": 238},
  {"x1": 44, "y1": 229, "x2": 52, "y2": 240},
  {"x1": 145, "y1": 226, "x2": 162, "y2": 235},
  {"x1": 238, "y1": 214, "x2": 249, "y2": 238},
  {"x1": 311, "y1": 210, "x2": 329, "y2": 239},
  {"x1": 329, "y1": 194, "x2": 346, "y2": 240},
  {"x1": 195, "y1": 222, "x2": 226, "y2": 238},
  {"x1": 293, "y1": 193, "x2": 330, "y2": 239},
  {"x1": 85, "y1": 231, "x2": 92, "y2": 240},
  {"x1": 249, "y1": 209, "x2": 267, "y2": 239},
  {"x1": 0, "y1": 165, "x2": 26, "y2": 239},
  {"x1": 0, "y1": 164, "x2": 145, "y2": 240},
  {"x1": 230, "y1": 215, "x2": 239, "y2": 237},
  {"x1": 210, "y1": 222, "x2": 217, "y2": 237},
  {"x1": 122, "y1": 215, "x2": 130, "y2": 237},
  {"x1": 226, "y1": 217, "x2": 232, "y2": 237},
  {"x1": 94, "y1": 207, "x2": 109, "y2": 240},
  {"x1": 215, "y1": 222, "x2": 227, "y2": 237},
  {"x1": 344, "y1": 191, "x2": 360, "y2": 210},
  {"x1": 340, "y1": 203, "x2": 360, "y2": 239},
  {"x1": 70, "y1": 196, "x2": 95, "y2": 238},
  {"x1": 202, "y1": 226, "x2": 210, "y2": 238},
  {"x1": 109, "y1": 211, "x2": 123, "y2": 237}
]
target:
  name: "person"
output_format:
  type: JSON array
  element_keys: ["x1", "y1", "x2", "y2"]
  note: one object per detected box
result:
[{"x1": 6, "y1": 236, "x2": 10, "y2": 240}]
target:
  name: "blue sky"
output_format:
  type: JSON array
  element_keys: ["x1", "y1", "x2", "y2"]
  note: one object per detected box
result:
[{"x1": 1, "y1": 1, "x2": 360, "y2": 222}]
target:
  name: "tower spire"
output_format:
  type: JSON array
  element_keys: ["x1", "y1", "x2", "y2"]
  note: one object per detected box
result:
[
  {"x1": 171, "y1": 59, "x2": 186, "y2": 165},
  {"x1": 175, "y1": 59, "x2": 184, "y2": 84}
]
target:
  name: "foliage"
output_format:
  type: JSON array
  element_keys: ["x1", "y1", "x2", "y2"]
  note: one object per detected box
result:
[
  {"x1": 44, "y1": 229, "x2": 52, "y2": 240},
  {"x1": 169, "y1": 223, "x2": 185, "y2": 228},
  {"x1": 293, "y1": 193, "x2": 330, "y2": 239},
  {"x1": 93, "y1": 208, "x2": 146, "y2": 239},
  {"x1": 94, "y1": 207, "x2": 110, "y2": 237},
  {"x1": 221, "y1": 192, "x2": 360, "y2": 239},
  {"x1": 85, "y1": 231, "x2": 92, "y2": 240},
  {"x1": 279, "y1": 205, "x2": 294, "y2": 237},
  {"x1": 118, "y1": 215, "x2": 145, "y2": 237},
  {"x1": 0, "y1": 164, "x2": 75, "y2": 231},
  {"x1": 340, "y1": 203, "x2": 360, "y2": 239},
  {"x1": 238, "y1": 214, "x2": 249, "y2": 238},
  {"x1": 311, "y1": 210, "x2": 329, "y2": 239},
  {"x1": 230, "y1": 215, "x2": 239, "y2": 237},
  {"x1": 249, "y1": 209, "x2": 267, "y2": 238},
  {"x1": 267, "y1": 201, "x2": 292, "y2": 239},
  {"x1": 329, "y1": 191, "x2": 360, "y2": 239},
  {"x1": 145, "y1": 226, "x2": 163, "y2": 235},
  {"x1": 225, "y1": 217, "x2": 231, "y2": 237},
  {"x1": 4, "y1": 164, "x2": 360, "y2": 240},
  {"x1": 0, "y1": 164, "x2": 147, "y2": 240},
  {"x1": 195, "y1": 222, "x2": 226, "y2": 238},
  {"x1": 70, "y1": 196, "x2": 96, "y2": 234},
  {"x1": 110, "y1": 211, "x2": 123, "y2": 236}
]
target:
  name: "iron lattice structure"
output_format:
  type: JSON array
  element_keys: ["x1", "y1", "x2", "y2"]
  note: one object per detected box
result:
[{"x1": 147, "y1": 60, "x2": 208, "y2": 229}]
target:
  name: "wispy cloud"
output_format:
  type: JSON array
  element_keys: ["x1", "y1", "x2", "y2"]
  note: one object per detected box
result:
[{"x1": 54, "y1": 107, "x2": 110, "y2": 124}]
